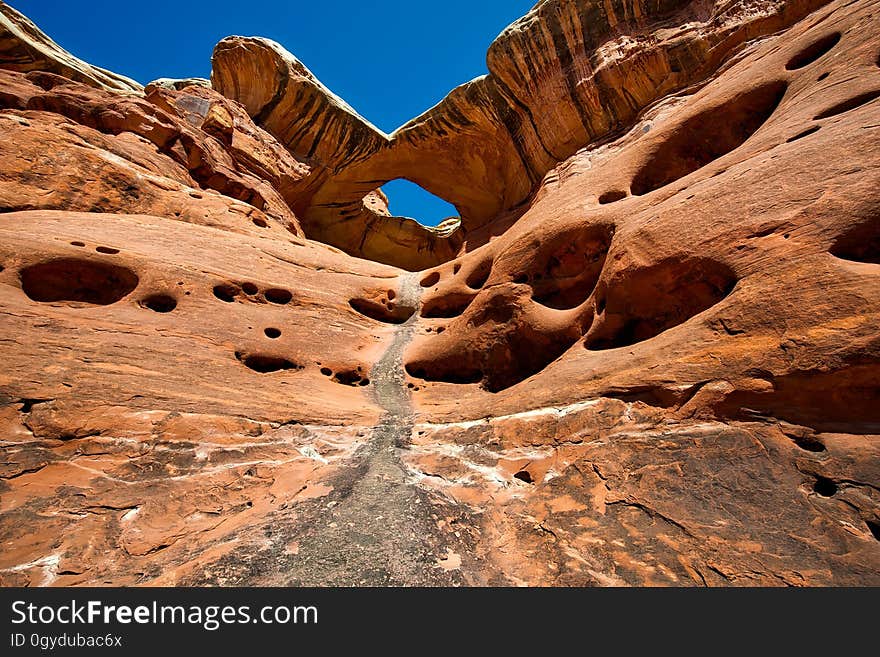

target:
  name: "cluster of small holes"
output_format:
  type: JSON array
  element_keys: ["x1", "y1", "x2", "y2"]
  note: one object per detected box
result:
[{"x1": 212, "y1": 282, "x2": 293, "y2": 305}]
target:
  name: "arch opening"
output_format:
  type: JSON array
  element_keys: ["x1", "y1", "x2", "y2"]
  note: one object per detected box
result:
[{"x1": 379, "y1": 179, "x2": 460, "y2": 228}]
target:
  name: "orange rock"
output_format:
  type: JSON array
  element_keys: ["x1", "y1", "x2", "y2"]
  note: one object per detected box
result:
[{"x1": 0, "y1": 0, "x2": 878, "y2": 586}]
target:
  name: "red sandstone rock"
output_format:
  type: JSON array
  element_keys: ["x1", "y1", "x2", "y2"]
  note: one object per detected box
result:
[{"x1": 0, "y1": 0, "x2": 878, "y2": 586}]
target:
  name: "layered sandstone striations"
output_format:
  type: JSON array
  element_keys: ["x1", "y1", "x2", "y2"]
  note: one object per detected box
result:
[
  {"x1": 0, "y1": 0, "x2": 878, "y2": 586},
  {"x1": 213, "y1": 0, "x2": 835, "y2": 269}
]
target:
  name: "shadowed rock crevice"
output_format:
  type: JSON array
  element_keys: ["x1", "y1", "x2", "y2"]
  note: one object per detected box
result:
[{"x1": 814, "y1": 89, "x2": 880, "y2": 119}]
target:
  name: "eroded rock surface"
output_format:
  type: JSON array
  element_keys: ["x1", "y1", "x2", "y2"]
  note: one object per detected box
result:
[{"x1": 0, "y1": 0, "x2": 878, "y2": 586}]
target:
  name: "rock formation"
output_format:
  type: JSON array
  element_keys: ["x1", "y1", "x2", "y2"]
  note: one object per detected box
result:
[{"x1": 0, "y1": 0, "x2": 878, "y2": 586}]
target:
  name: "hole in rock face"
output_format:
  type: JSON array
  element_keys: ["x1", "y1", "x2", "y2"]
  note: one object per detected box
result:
[
  {"x1": 380, "y1": 178, "x2": 458, "y2": 227},
  {"x1": 265, "y1": 288, "x2": 292, "y2": 304},
  {"x1": 332, "y1": 369, "x2": 369, "y2": 386},
  {"x1": 816, "y1": 72, "x2": 829, "y2": 82},
  {"x1": 867, "y1": 520, "x2": 880, "y2": 541},
  {"x1": 241, "y1": 282, "x2": 259, "y2": 295},
  {"x1": 466, "y1": 261, "x2": 492, "y2": 290},
  {"x1": 630, "y1": 81, "x2": 788, "y2": 196},
  {"x1": 420, "y1": 271, "x2": 440, "y2": 287},
  {"x1": 453, "y1": 263, "x2": 461, "y2": 275},
  {"x1": 830, "y1": 217, "x2": 879, "y2": 264},
  {"x1": 420, "y1": 291, "x2": 476, "y2": 319},
  {"x1": 814, "y1": 90, "x2": 880, "y2": 120},
  {"x1": 409, "y1": 284, "x2": 584, "y2": 393},
  {"x1": 529, "y1": 224, "x2": 614, "y2": 310},
  {"x1": 349, "y1": 298, "x2": 414, "y2": 324},
  {"x1": 140, "y1": 294, "x2": 177, "y2": 313},
  {"x1": 404, "y1": 363, "x2": 483, "y2": 385},
  {"x1": 264, "y1": 327, "x2": 281, "y2": 339},
  {"x1": 252, "y1": 217, "x2": 268, "y2": 228},
  {"x1": 813, "y1": 476, "x2": 837, "y2": 497},
  {"x1": 585, "y1": 257, "x2": 737, "y2": 350},
  {"x1": 785, "y1": 32, "x2": 841, "y2": 70},
  {"x1": 236, "y1": 352, "x2": 299, "y2": 373},
  {"x1": 213, "y1": 283, "x2": 238, "y2": 302},
  {"x1": 786, "y1": 126, "x2": 820, "y2": 143},
  {"x1": 20, "y1": 258, "x2": 139, "y2": 305},
  {"x1": 320, "y1": 367, "x2": 333, "y2": 376},
  {"x1": 790, "y1": 434, "x2": 826, "y2": 453},
  {"x1": 96, "y1": 246, "x2": 120, "y2": 254},
  {"x1": 598, "y1": 190, "x2": 627, "y2": 204},
  {"x1": 70, "y1": 241, "x2": 85, "y2": 247},
  {"x1": 514, "y1": 470, "x2": 534, "y2": 484}
]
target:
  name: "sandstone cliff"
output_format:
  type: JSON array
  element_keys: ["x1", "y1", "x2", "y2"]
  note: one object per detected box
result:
[{"x1": 0, "y1": 0, "x2": 878, "y2": 586}]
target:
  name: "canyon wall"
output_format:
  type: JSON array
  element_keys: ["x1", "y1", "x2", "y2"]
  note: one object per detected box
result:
[{"x1": 0, "y1": 0, "x2": 878, "y2": 586}]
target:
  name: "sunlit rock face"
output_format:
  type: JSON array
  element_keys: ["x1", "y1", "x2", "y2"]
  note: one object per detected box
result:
[{"x1": 0, "y1": 0, "x2": 878, "y2": 587}]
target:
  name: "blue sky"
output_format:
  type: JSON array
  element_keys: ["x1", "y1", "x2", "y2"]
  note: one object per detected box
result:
[{"x1": 12, "y1": 0, "x2": 535, "y2": 226}]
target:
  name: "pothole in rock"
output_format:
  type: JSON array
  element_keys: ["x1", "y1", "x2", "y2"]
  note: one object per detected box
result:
[
  {"x1": 786, "y1": 32, "x2": 841, "y2": 70},
  {"x1": 320, "y1": 366, "x2": 370, "y2": 386},
  {"x1": 420, "y1": 291, "x2": 477, "y2": 319},
  {"x1": 786, "y1": 126, "x2": 820, "y2": 143},
  {"x1": 212, "y1": 282, "x2": 294, "y2": 304},
  {"x1": 585, "y1": 257, "x2": 738, "y2": 350},
  {"x1": 813, "y1": 476, "x2": 838, "y2": 497},
  {"x1": 349, "y1": 297, "x2": 414, "y2": 324},
  {"x1": 465, "y1": 261, "x2": 492, "y2": 290},
  {"x1": 139, "y1": 293, "x2": 177, "y2": 313},
  {"x1": 598, "y1": 190, "x2": 627, "y2": 204},
  {"x1": 235, "y1": 351, "x2": 300, "y2": 374},
  {"x1": 830, "y1": 216, "x2": 879, "y2": 264},
  {"x1": 20, "y1": 258, "x2": 139, "y2": 305},
  {"x1": 630, "y1": 81, "x2": 788, "y2": 196},
  {"x1": 814, "y1": 90, "x2": 880, "y2": 119},
  {"x1": 265, "y1": 288, "x2": 292, "y2": 304},
  {"x1": 525, "y1": 223, "x2": 614, "y2": 310}
]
